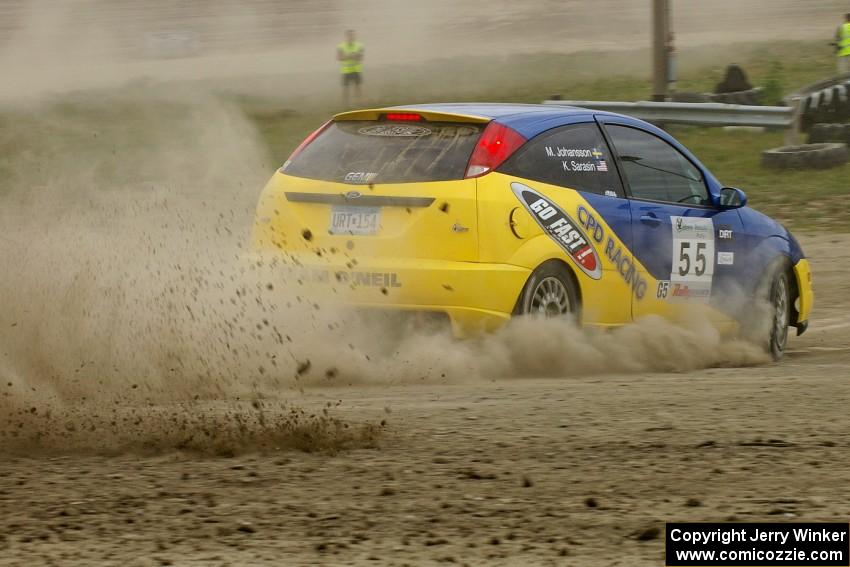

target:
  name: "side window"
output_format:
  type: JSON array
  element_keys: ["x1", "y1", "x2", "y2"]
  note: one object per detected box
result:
[
  {"x1": 498, "y1": 123, "x2": 625, "y2": 197},
  {"x1": 605, "y1": 125, "x2": 710, "y2": 206}
]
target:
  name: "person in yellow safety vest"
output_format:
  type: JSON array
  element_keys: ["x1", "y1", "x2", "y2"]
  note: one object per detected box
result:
[
  {"x1": 835, "y1": 13, "x2": 850, "y2": 75},
  {"x1": 337, "y1": 30, "x2": 364, "y2": 106}
]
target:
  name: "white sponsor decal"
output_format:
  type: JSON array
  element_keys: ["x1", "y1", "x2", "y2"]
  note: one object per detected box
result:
[
  {"x1": 344, "y1": 171, "x2": 377, "y2": 183},
  {"x1": 669, "y1": 216, "x2": 715, "y2": 302},
  {"x1": 717, "y1": 251, "x2": 734, "y2": 265},
  {"x1": 545, "y1": 146, "x2": 593, "y2": 158}
]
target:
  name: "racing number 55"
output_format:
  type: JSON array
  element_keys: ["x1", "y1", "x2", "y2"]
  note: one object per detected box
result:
[{"x1": 677, "y1": 241, "x2": 707, "y2": 277}]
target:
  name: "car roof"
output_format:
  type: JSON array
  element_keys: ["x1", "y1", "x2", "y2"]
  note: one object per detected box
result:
[
  {"x1": 387, "y1": 102, "x2": 722, "y2": 194},
  {"x1": 388, "y1": 102, "x2": 598, "y2": 138}
]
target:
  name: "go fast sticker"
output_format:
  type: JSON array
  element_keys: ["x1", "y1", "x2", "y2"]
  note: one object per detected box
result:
[{"x1": 511, "y1": 183, "x2": 602, "y2": 280}]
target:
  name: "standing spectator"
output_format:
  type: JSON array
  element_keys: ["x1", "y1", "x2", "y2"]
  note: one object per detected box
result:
[
  {"x1": 835, "y1": 13, "x2": 850, "y2": 75},
  {"x1": 337, "y1": 29, "x2": 364, "y2": 106}
]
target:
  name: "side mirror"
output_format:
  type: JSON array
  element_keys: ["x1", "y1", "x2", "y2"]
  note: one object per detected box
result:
[{"x1": 719, "y1": 187, "x2": 747, "y2": 209}]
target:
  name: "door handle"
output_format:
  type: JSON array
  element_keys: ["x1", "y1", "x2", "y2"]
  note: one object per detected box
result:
[{"x1": 640, "y1": 213, "x2": 661, "y2": 227}]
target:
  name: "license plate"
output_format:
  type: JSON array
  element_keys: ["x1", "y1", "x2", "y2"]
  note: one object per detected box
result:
[{"x1": 329, "y1": 206, "x2": 380, "y2": 235}]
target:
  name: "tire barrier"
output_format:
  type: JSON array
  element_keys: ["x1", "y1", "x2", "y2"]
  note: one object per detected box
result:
[
  {"x1": 670, "y1": 88, "x2": 763, "y2": 106},
  {"x1": 709, "y1": 88, "x2": 763, "y2": 106},
  {"x1": 798, "y1": 80, "x2": 850, "y2": 132},
  {"x1": 761, "y1": 142, "x2": 849, "y2": 170},
  {"x1": 808, "y1": 122, "x2": 850, "y2": 144}
]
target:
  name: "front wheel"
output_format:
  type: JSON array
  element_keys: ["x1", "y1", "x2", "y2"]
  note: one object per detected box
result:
[
  {"x1": 517, "y1": 262, "x2": 580, "y2": 320},
  {"x1": 767, "y1": 270, "x2": 791, "y2": 361}
]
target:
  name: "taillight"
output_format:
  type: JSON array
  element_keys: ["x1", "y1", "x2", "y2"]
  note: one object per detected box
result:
[
  {"x1": 384, "y1": 112, "x2": 423, "y2": 121},
  {"x1": 465, "y1": 121, "x2": 526, "y2": 178},
  {"x1": 281, "y1": 120, "x2": 331, "y2": 170}
]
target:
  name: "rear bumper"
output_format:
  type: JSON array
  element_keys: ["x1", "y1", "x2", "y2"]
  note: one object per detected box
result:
[
  {"x1": 792, "y1": 258, "x2": 813, "y2": 334},
  {"x1": 251, "y1": 253, "x2": 531, "y2": 334}
]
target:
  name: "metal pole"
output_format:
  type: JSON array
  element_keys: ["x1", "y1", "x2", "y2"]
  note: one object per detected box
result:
[
  {"x1": 652, "y1": 0, "x2": 670, "y2": 101},
  {"x1": 666, "y1": 0, "x2": 676, "y2": 93}
]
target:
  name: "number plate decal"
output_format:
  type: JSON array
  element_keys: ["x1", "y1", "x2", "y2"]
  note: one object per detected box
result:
[
  {"x1": 668, "y1": 216, "x2": 714, "y2": 302},
  {"x1": 329, "y1": 206, "x2": 380, "y2": 235}
]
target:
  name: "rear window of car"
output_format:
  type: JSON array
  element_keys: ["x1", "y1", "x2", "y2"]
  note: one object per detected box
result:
[
  {"x1": 283, "y1": 120, "x2": 484, "y2": 184},
  {"x1": 498, "y1": 123, "x2": 625, "y2": 197}
]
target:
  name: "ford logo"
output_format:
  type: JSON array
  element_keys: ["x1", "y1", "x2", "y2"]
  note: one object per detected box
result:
[{"x1": 345, "y1": 191, "x2": 362, "y2": 200}]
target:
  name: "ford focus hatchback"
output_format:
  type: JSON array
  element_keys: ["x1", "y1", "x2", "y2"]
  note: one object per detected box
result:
[{"x1": 252, "y1": 104, "x2": 812, "y2": 359}]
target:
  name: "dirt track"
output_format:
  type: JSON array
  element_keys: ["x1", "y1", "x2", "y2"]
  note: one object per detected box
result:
[
  {"x1": 1, "y1": 234, "x2": 847, "y2": 566},
  {"x1": 3, "y1": 2, "x2": 850, "y2": 564}
]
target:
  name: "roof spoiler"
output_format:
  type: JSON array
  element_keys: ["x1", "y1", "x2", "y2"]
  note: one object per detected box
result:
[{"x1": 333, "y1": 108, "x2": 491, "y2": 124}]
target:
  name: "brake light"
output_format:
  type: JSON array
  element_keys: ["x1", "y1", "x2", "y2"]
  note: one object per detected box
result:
[
  {"x1": 384, "y1": 113, "x2": 422, "y2": 121},
  {"x1": 465, "y1": 122, "x2": 526, "y2": 178},
  {"x1": 281, "y1": 120, "x2": 331, "y2": 170}
]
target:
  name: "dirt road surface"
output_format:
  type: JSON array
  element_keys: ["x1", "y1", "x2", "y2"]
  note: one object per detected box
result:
[
  {"x1": 0, "y1": 234, "x2": 847, "y2": 566},
  {"x1": 2, "y1": 3, "x2": 850, "y2": 565}
]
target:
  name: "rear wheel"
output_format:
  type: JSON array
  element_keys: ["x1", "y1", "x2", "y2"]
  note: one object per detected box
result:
[{"x1": 517, "y1": 262, "x2": 580, "y2": 320}]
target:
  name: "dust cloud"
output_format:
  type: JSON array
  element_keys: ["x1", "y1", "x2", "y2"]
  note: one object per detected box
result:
[
  {"x1": 0, "y1": 84, "x2": 769, "y2": 455},
  {"x1": 1, "y1": 1, "x2": 847, "y2": 100},
  {"x1": 0, "y1": 1, "x2": 780, "y2": 456},
  {"x1": 0, "y1": 85, "x2": 389, "y2": 455}
]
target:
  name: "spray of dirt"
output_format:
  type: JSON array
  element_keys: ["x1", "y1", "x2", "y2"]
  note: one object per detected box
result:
[
  {"x1": 0, "y1": 85, "x2": 392, "y2": 455},
  {"x1": 0, "y1": 1, "x2": 786, "y2": 456},
  {"x1": 0, "y1": 83, "x2": 770, "y2": 455}
]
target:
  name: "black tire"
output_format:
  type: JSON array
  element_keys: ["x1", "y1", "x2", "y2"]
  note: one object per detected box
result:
[
  {"x1": 801, "y1": 95, "x2": 818, "y2": 132},
  {"x1": 708, "y1": 90, "x2": 760, "y2": 105},
  {"x1": 766, "y1": 270, "x2": 791, "y2": 361},
  {"x1": 741, "y1": 263, "x2": 791, "y2": 361},
  {"x1": 709, "y1": 92, "x2": 730, "y2": 104},
  {"x1": 828, "y1": 86, "x2": 845, "y2": 121},
  {"x1": 761, "y1": 143, "x2": 849, "y2": 170},
  {"x1": 729, "y1": 91, "x2": 750, "y2": 104},
  {"x1": 743, "y1": 88, "x2": 763, "y2": 106},
  {"x1": 516, "y1": 261, "x2": 581, "y2": 321},
  {"x1": 808, "y1": 123, "x2": 830, "y2": 143},
  {"x1": 671, "y1": 91, "x2": 711, "y2": 103},
  {"x1": 808, "y1": 123, "x2": 850, "y2": 144}
]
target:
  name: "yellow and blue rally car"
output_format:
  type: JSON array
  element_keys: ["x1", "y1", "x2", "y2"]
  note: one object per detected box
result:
[{"x1": 253, "y1": 104, "x2": 813, "y2": 359}]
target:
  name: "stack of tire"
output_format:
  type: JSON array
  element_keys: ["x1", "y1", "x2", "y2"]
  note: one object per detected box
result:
[
  {"x1": 761, "y1": 143, "x2": 849, "y2": 170},
  {"x1": 762, "y1": 77, "x2": 850, "y2": 170},
  {"x1": 809, "y1": 122, "x2": 850, "y2": 144},
  {"x1": 709, "y1": 88, "x2": 763, "y2": 106},
  {"x1": 670, "y1": 88, "x2": 763, "y2": 105},
  {"x1": 799, "y1": 81, "x2": 850, "y2": 133}
]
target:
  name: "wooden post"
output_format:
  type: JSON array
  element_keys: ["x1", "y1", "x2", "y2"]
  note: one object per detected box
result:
[{"x1": 652, "y1": 0, "x2": 670, "y2": 102}]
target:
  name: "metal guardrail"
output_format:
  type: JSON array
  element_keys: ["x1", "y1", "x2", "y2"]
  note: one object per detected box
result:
[{"x1": 541, "y1": 100, "x2": 795, "y2": 129}]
